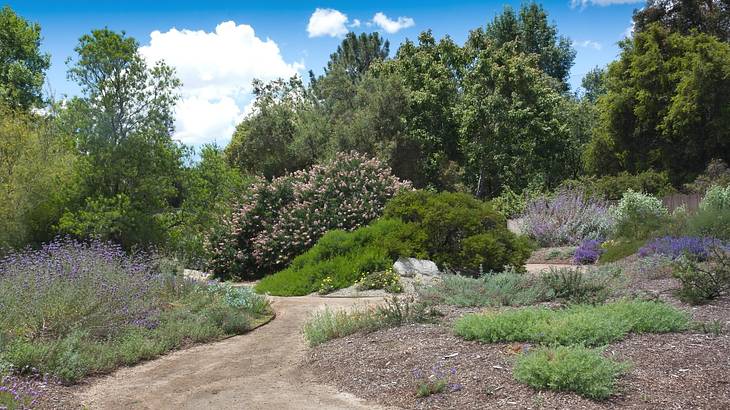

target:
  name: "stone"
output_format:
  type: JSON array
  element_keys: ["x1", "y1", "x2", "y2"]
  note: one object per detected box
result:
[{"x1": 393, "y1": 257, "x2": 440, "y2": 278}]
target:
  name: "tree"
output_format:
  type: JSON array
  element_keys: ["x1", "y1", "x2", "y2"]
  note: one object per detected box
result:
[
  {"x1": 476, "y1": 3, "x2": 576, "y2": 90},
  {"x1": 323, "y1": 32, "x2": 389, "y2": 80},
  {"x1": 0, "y1": 6, "x2": 50, "y2": 109},
  {"x1": 458, "y1": 40, "x2": 577, "y2": 198},
  {"x1": 585, "y1": 24, "x2": 730, "y2": 184},
  {"x1": 633, "y1": 0, "x2": 730, "y2": 41},
  {"x1": 58, "y1": 28, "x2": 185, "y2": 248},
  {"x1": 580, "y1": 66, "x2": 607, "y2": 103}
]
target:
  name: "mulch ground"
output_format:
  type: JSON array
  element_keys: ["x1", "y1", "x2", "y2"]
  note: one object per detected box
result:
[{"x1": 306, "y1": 255, "x2": 730, "y2": 410}]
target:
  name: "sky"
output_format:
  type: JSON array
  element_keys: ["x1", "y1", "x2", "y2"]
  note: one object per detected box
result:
[{"x1": 6, "y1": 0, "x2": 641, "y2": 147}]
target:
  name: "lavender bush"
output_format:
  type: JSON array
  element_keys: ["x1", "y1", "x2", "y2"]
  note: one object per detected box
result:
[
  {"x1": 638, "y1": 236, "x2": 726, "y2": 261},
  {"x1": 207, "y1": 152, "x2": 411, "y2": 280},
  {"x1": 520, "y1": 189, "x2": 613, "y2": 247},
  {"x1": 573, "y1": 240, "x2": 604, "y2": 265}
]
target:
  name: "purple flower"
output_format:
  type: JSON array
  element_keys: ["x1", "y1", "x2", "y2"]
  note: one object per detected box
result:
[
  {"x1": 638, "y1": 236, "x2": 727, "y2": 261},
  {"x1": 573, "y1": 239, "x2": 604, "y2": 265}
]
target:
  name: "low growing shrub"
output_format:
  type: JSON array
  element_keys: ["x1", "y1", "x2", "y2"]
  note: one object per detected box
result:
[
  {"x1": 573, "y1": 239, "x2": 604, "y2": 265},
  {"x1": 520, "y1": 189, "x2": 613, "y2": 247},
  {"x1": 514, "y1": 346, "x2": 629, "y2": 400},
  {"x1": 207, "y1": 152, "x2": 410, "y2": 280},
  {"x1": 453, "y1": 299, "x2": 688, "y2": 346},
  {"x1": 611, "y1": 190, "x2": 668, "y2": 240},
  {"x1": 302, "y1": 297, "x2": 436, "y2": 346},
  {"x1": 639, "y1": 236, "x2": 724, "y2": 261},
  {"x1": 356, "y1": 268, "x2": 403, "y2": 293},
  {"x1": 417, "y1": 271, "x2": 549, "y2": 307},
  {"x1": 540, "y1": 266, "x2": 621, "y2": 304},
  {"x1": 598, "y1": 239, "x2": 645, "y2": 264},
  {"x1": 672, "y1": 246, "x2": 730, "y2": 304}
]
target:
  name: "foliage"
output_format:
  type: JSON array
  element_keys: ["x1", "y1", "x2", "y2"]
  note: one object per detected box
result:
[
  {"x1": 573, "y1": 240, "x2": 604, "y2": 265},
  {"x1": 559, "y1": 170, "x2": 675, "y2": 200},
  {"x1": 580, "y1": 66, "x2": 607, "y2": 104},
  {"x1": 356, "y1": 268, "x2": 403, "y2": 293},
  {"x1": 672, "y1": 246, "x2": 730, "y2": 304},
  {"x1": 687, "y1": 206, "x2": 730, "y2": 241},
  {"x1": 254, "y1": 218, "x2": 421, "y2": 296},
  {"x1": 413, "y1": 365, "x2": 459, "y2": 398},
  {"x1": 0, "y1": 6, "x2": 50, "y2": 110},
  {"x1": 454, "y1": 299, "x2": 688, "y2": 346},
  {"x1": 632, "y1": 0, "x2": 730, "y2": 41},
  {"x1": 520, "y1": 189, "x2": 613, "y2": 247},
  {"x1": 598, "y1": 239, "x2": 645, "y2": 264},
  {"x1": 59, "y1": 28, "x2": 185, "y2": 249},
  {"x1": 639, "y1": 236, "x2": 725, "y2": 261},
  {"x1": 539, "y1": 266, "x2": 620, "y2": 304},
  {"x1": 302, "y1": 296, "x2": 436, "y2": 346},
  {"x1": 700, "y1": 185, "x2": 730, "y2": 211},
  {"x1": 490, "y1": 185, "x2": 544, "y2": 219},
  {"x1": 0, "y1": 105, "x2": 78, "y2": 253},
  {"x1": 0, "y1": 238, "x2": 271, "y2": 383},
  {"x1": 417, "y1": 271, "x2": 549, "y2": 307},
  {"x1": 684, "y1": 159, "x2": 730, "y2": 193},
  {"x1": 383, "y1": 190, "x2": 531, "y2": 273},
  {"x1": 0, "y1": 374, "x2": 42, "y2": 409},
  {"x1": 611, "y1": 190, "x2": 668, "y2": 240},
  {"x1": 322, "y1": 32, "x2": 389, "y2": 81},
  {"x1": 209, "y1": 152, "x2": 409, "y2": 280},
  {"x1": 585, "y1": 25, "x2": 730, "y2": 185},
  {"x1": 513, "y1": 346, "x2": 629, "y2": 400}
]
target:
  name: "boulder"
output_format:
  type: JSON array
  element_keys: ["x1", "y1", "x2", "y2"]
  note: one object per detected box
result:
[{"x1": 393, "y1": 257, "x2": 440, "y2": 278}]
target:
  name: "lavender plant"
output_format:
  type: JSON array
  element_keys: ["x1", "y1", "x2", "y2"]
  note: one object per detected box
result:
[
  {"x1": 0, "y1": 374, "x2": 44, "y2": 409},
  {"x1": 520, "y1": 189, "x2": 613, "y2": 246},
  {"x1": 573, "y1": 239, "x2": 604, "y2": 265},
  {"x1": 207, "y1": 152, "x2": 411, "y2": 280},
  {"x1": 638, "y1": 236, "x2": 726, "y2": 261},
  {"x1": 412, "y1": 365, "x2": 462, "y2": 398}
]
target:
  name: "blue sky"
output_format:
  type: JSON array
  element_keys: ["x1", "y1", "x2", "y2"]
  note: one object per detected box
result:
[{"x1": 6, "y1": 0, "x2": 641, "y2": 146}]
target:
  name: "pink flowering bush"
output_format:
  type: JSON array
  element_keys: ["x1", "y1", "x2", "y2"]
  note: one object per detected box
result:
[{"x1": 207, "y1": 152, "x2": 411, "y2": 280}]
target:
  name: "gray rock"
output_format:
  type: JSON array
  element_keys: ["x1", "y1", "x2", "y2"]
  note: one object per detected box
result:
[{"x1": 393, "y1": 257, "x2": 440, "y2": 277}]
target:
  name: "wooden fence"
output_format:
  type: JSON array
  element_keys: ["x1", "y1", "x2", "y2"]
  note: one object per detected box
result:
[{"x1": 606, "y1": 192, "x2": 703, "y2": 213}]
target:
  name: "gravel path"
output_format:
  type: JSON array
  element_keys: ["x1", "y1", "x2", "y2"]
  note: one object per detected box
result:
[{"x1": 75, "y1": 296, "x2": 391, "y2": 410}]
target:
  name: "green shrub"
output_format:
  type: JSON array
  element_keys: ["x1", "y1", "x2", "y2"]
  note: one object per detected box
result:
[
  {"x1": 672, "y1": 247, "x2": 730, "y2": 304},
  {"x1": 598, "y1": 239, "x2": 645, "y2": 263},
  {"x1": 384, "y1": 191, "x2": 531, "y2": 273},
  {"x1": 700, "y1": 185, "x2": 730, "y2": 211},
  {"x1": 417, "y1": 272, "x2": 548, "y2": 307},
  {"x1": 255, "y1": 218, "x2": 420, "y2": 296},
  {"x1": 302, "y1": 297, "x2": 436, "y2": 346},
  {"x1": 611, "y1": 190, "x2": 668, "y2": 240},
  {"x1": 540, "y1": 266, "x2": 622, "y2": 304},
  {"x1": 207, "y1": 152, "x2": 411, "y2": 280},
  {"x1": 559, "y1": 170, "x2": 674, "y2": 200},
  {"x1": 356, "y1": 268, "x2": 403, "y2": 293},
  {"x1": 684, "y1": 159, "x2": 730, "y2": 193},
  {"x1": 687, "y1": 185, "x2": 730, "y2": 239},
  {"x1": 514, "y1": 346, "x2": 629, "y2": 400},
  {"x1": 453, "y1": 299, "x2": 688, "y2": 346}
]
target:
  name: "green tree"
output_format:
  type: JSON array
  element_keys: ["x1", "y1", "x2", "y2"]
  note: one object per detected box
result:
[
  {"x1": 0, "y1": 6, "x2": 50, "y2": 109},
  {"x1": 580, "y1": 66, "x2": 607, "y2": 103},
  {"x1": 58, "y1": 28, "x2": 185, "y2": 248},
  {"x1": 458, "y1": 40, "x2": 577, "y2": 198},
  {"x1": 476, "y1": 3, "x2": 576, "y2": 90},
  {"x1": 585, "y1": 24, "x2": 730, "y2": 184},
  {"x1": 633, "y1": 0, "x2": 730, "y2": 41},
  {"x1": 322, "y1": 32, "x2": 389, "y2": 80}
]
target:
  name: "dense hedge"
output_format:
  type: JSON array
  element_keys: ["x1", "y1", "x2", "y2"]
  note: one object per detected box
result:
[
  {"x1": 206, "y1": 152, "x2": 410, "y2": 280},
  {"x1": 559, "y1": 171, "x2": 674, "y2": 200}
]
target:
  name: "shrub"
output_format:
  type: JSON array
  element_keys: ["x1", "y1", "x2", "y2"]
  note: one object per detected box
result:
[
  {"x1": 0, "y1": 374, "x2": 42, "y2": 409},
  {"x1": 356, "y1": 268, "x2": 403, "y2": 293},
  {"x1": 413, "y1": 365, "x2": 459, "y2": 398},
  {"x1": 560, "y1": 170, "x2": 674, "y2": 200},
  {"x1": 684, "y1": 159, "x2": 730, "y2": 193},
  {"x1": 384, "y1": 191, "x2": 531, "y2": 273},
  {"x1": 573, "y1": 239, "x2": 604, "y2": 265},
  {"x1": 0, "y1": 239, "x2": 271, "y2": 383},
  {"x1": 453, "y1": 299, "x2": 688, "y2": 346},
  {"x1": 672, "y1": 246, "x2": 730, "y2": 304},
  {"x1": 417, "y1": 271, "x2": 549, "y2": 307},
  {"x1": 302, "y1": 297, "x2": 436, "y2": 346},
  {"x1": 639, "y1": 236, "x2": 724, "y2": 261},
  {"x1": 491, "y1": 185, "x2": 544, "y2": 218},
  {"x1": 598, "y1": 239, "x2": 645, "y2": 264},
  {"x1": 700, "y1": 185, "x2": 730, "y2": 212},
  {"x1": 207, "y1": 152, "x2": 410, "y2": 280},
  {"x1": 520, "y1": 189, "x2": 613, "y2": 247},
  {"x1": 611, "y1": 190, "x2": 668, "y2": 240},
  {"x1": 514, "y1": 346, "x2": 629, "y2": 400},
  {"x1": 255, "y1": 218, "x2": 421, "y2": 296},
  {"x1": 687, "y1": 207, "x2": 730, "y2": 241},
  {"x1": 540, "y1": 266, "x2": 621, "y2": 304}
]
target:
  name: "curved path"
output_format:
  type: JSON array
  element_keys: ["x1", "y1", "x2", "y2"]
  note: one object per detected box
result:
[{"x1": 76, "y1": 296, "x2": 390, "y2": 410}]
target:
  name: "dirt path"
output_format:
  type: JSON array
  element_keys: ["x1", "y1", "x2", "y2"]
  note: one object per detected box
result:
[{"x1": 76, "y1": 296, "x2": 390, "y2": 410}]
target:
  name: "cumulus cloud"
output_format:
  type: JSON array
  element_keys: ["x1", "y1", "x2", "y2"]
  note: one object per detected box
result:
[
  {"x1": 350, "y1": 19, "x2": 361, "y2": 28},
  {"x1": 371, "y1": 12, "x2": 415, "y2": 33},
  {"x1": 140, "y1": 21, "x2": 302, "y2": 146},
  {"x1": 307, "y1": 8, "x2": 349, "y2": 38},
  {"x1": 571, "y1": 0, "x2": 643, "y2": 7},
  {"x1": 577, "y1": 40, "x2": 603, "y2": 50}
]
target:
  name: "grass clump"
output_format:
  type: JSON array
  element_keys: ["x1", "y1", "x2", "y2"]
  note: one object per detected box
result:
[
  {"x1": 514, "y1": 346, "x2": 630, "y2": 400},
  {"x1": 302, "y1": 297, "x2": 437, "y2": 346},
  {"x1": 0, "y1": 239, "x2": 272, "y2": 384},
  {"x1": 454, "y1": 299, "x2": 688, "y2": 346},
  {"x1": 417, "y1": 271, "x2": 547, "y2": 307},
  {"x1": 540, "y1": 266, "x2": 623, "y2": 304}
]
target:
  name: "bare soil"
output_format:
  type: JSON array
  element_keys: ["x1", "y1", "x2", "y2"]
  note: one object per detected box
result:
[{"x1": 45, "y1": 296, "x2": 391, "y2": 410}]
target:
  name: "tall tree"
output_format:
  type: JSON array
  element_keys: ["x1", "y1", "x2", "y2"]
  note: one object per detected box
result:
[
  {"x1": 475, "y1": 3, "x2": 576, "y2": 90},
  {"x1": 585, "y1": 24, "x2": 730, "y2": 184},
  {"x1": 59, "y1": 28, "x2": 184, "y2": 248},
  {"x1": 580, "y1": 66, "x2": 607, "y2": 103},
  {"x1": 0, "y1": 6, "x2": 50, "y2": 109},
  {"x1": 323, "y1": 32, "x2": 389, "y2": 80},
  {"x1": 633, "y1": 0, "x2": 730, "y2": 41}
]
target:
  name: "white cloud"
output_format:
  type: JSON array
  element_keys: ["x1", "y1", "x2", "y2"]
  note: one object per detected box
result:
[
  {"x1": 571, "y1": 0, "x2": 643, "y2": 7},
  {"x1": 140, "y1": 21, "x2": 303, "y2": 146},
  {"x1": 350, "y1": 19, "x2": 361, "y2": 28},
  {"x1": 371, "y1": 12, "x2": 415, "y2": 34},
  {"x1": 623, "y1": 21, "x2": 636, "y2": 38},
  {"x1": 307, "y1": 8, "x2": 349, "y2": 38},
  {"x1": 577, "y1": 40, "x2": 603, "y2": 50}
]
